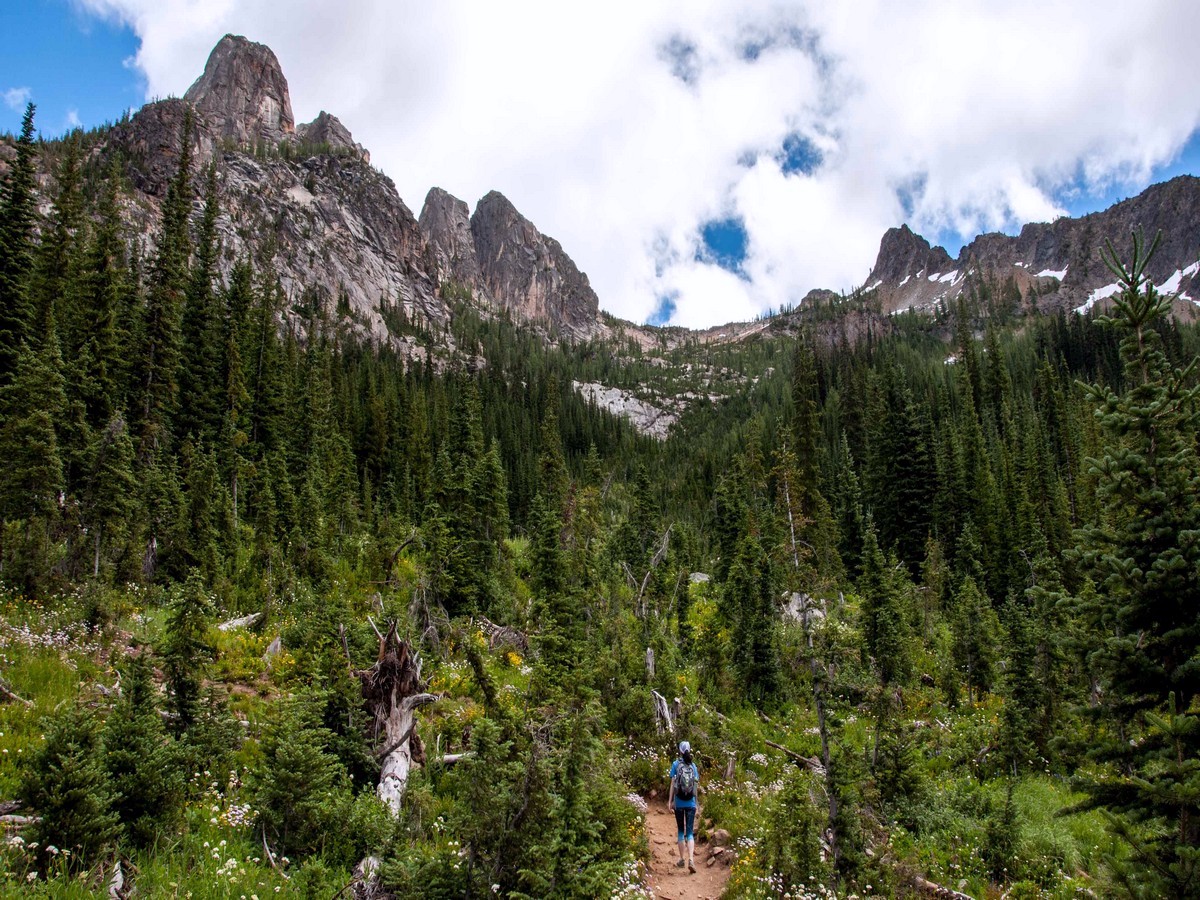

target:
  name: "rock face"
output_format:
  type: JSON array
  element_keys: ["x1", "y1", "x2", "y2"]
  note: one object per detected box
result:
[
  {"x1": 471, "y1": 191, "x2": 602, "y2": 340},
  {"x1": 419, "y1": 187, "x2": 484, "y2": 289},
  {"x1": 866, "y1": 176, "x2": 1200, "y2": 314},
  {"x1": 868, "y1": 224, "x2": 954, "y2": 287},
  {"x1": 106, "y1": 39, "x2": 443, "y2": 355},
  {"x1": 104, "y1": 33, "x2": 610, "y2": 352},
  {"x1": 184, "y1": 34, "x2": 294, "y2": 146},
  {"x1": 296, "y1": 111, "x2": 369, "y2": 162},
  {"x1": 573, "y1": 381, "x2": 678, "y2": 440}
]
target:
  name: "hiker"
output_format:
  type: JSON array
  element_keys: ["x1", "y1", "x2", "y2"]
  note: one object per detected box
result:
[{"x1": 667, "y1": 739, "x2": 700, "y2": 873}]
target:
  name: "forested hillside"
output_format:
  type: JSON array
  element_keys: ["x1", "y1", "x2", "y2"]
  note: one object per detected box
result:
[{"x1": 2, "y1": 99, "x2": 1200, "y2": 900}]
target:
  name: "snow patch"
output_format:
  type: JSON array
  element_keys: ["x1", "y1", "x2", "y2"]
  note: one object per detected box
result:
[
  {"x1": 1075, "y1": 282, "x2": 1121, "y2": 314},
  {"x1": 928, "y1": 272, "x2": 941, "y2": 282},
  {"x1": 899, "y1": 274, "x2": 911, "y2": 287},
  {"x1": 937, "y1": 270, "x2": 959, "y2": 283},
  {"x1": 1036, "y1": 267, "x2": 1067, "y2": 280},
  {"x1": 1157, "y1": 269, "x2": 1185, "y2": 295},
  {"x1": 867, "y1": 280, "x2": 883, "y2": 292}
]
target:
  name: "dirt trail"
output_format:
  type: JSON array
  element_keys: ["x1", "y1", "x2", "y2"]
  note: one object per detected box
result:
[{"x1": 644, "y1": 801, "x2": 730, "y2": 900}]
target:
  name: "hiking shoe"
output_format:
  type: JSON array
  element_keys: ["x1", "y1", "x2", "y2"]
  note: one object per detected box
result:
[
  {"x1": 675, "y1": 859, "x2": 685, "y2": 868},
  {"x1": 688, "y1": 860, "x2": 696, "y2": 873}
]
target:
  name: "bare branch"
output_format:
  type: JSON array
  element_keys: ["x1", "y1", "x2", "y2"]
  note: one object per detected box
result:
[{"x1": 0, "y1": 679, "x2": 32, "y2": 708}]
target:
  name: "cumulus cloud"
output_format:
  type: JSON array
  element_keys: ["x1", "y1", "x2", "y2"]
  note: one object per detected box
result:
[
  {"x1": 3, "y1": 87, "x2": 32, "y2": 111},
  {"x1": 74, "y1": 0, "x2": 1200, "y2": 327}
]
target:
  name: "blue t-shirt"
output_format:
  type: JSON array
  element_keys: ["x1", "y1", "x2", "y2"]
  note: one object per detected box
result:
[{"x1": 669, "y1": 759, "x2": 699, "y2": 808}]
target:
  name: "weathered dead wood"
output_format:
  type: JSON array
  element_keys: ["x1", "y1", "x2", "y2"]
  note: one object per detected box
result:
[
  {"x1": 384, "y1": 531, "x2": 420, "y2": 587},
  {"x1": 474, "y1": 615, "x2": 529, "y2": 653},
  {"x1": 763, "y1": 739, "x2": 823, "y2": 773},
  {"x1": 260, "y1": 827, "x2": 289, "y2": 880},
  {"x1": 0, "y1": 678, "x2": 32, "y2": 708},
  {"x1": 651, "y1": 689, "x2": 675, "y2": 735},
  {"x1": 217, "y1": 612, "x2": 262, "y2": 632},
  {"x1": 352, "y1": 620, "x2": 439, "y2": 815},
  {"x1": 634, "y1": 526, "x2": 673, "y2": 617},
  {"x1": 0, "y1": 814, "x2": 38, "y2": 827},
  {"x1": 433, "y1": 753, "x2": 472, "y2": 765},
  {"x1": 107, "y1": 860, "x2": 125, "y2": 900},
  {"x1": 910, "y1": 873, "x2": 975, "y2": 899}
]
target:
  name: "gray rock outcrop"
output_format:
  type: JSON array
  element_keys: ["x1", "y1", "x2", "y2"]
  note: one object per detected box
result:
[
  {"x1": 865, "y1": 176, "x2": 1200, "y2": 315},
  {"x1": 471, "y1": 191, "x2": 603, "y2": 340},
  {"x1": 419, "y1": 187, "x2": 485, "y2": 291},
  {"x1": 184, "y1": 34, "x2": 294, "y2": 146},
  {"x1": 296, "y1": 111, "x2": 369, "y2": 162}
]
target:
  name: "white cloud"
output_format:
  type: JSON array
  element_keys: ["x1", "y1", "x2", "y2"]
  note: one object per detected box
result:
[
  {"x1": 72, "y1": 0, "x2": 1200, "y2": 327},
  {"x1": 64, "y1": 109, "x2": 83, "y2": 129},
  {"x1": 3, "y1": 87, "x2": 32, "y2": 111}
]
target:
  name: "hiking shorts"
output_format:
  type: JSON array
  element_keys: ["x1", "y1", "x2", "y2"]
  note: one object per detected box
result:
[{"x1": 674, "y1": 805, "x2": 696, "y2": 841}]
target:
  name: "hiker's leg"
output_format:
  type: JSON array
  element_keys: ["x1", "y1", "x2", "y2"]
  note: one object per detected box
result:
[
  {"x1": 685, "y1": 808, "x2": 696, "y2": 870},
  {"x1": 675, "y1": 807, "x2": 687, "y2": 863}
]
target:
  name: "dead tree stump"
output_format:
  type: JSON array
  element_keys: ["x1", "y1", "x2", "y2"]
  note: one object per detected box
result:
[{"x1": 350, "y1": 620, "x2": 438, "y2": 816}]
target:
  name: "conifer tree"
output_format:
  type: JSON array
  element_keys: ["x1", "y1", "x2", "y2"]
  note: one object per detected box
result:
[
  {"x1": 951, "y1": 574, "x2": 1000, "y2": 702},
  {"x1": 858, "y1": 523, "x2": 914, "y2": 687},
  {"x1": 81, "y1": 415, "x2": 137, "y2": 577},
  {"x1": 21, "y1": 704, "x2": 120, "y2": 871},
  {"x1": 0, "y1": 337, "x2": 66, "y2": 520},
  {"x1": 162, "y1": 570, "x2": 215, "y2": 731},
  {"x1": 724, "y1": 527, "x2": 780, "y2": 705},
  {"x1": 1072, "y1": 232, "x2": 1200, "y2": 893},
  {"x1": 133, "y1": 109, "x2": 194, "y2": 453},
  {"x1": 31, "y1": 134, "x2": 84, "y2": 347},
  {"x1": 70, "y1": 158, "x2": 128, "y2": 431},
  {"x1": 178, "y1": 164, "x2": 224, "y2": 443},
  {"x1": 102, "y1": 651, "x2": 182, "y2": 846},
  {"x1": 0, "y1": 103, "x2": 38, "y2": 385}
]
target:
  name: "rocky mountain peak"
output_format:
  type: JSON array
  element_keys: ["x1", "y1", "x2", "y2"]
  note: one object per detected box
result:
[
  {"x1": 419, "y1": 187, "x2": 483, "y2": 288},
  {"x1": 471, "y1": 191, "x2": 602, "y2": 340},
  {"x1": 870, "y1": 224, "x2": 954, "y2": 285},
  {"x1": 296, "y1": 111, "x2": 369, "y2": 162},
  {"x1": 184, "y1": 34, "x2": 294, "y2": 146}
]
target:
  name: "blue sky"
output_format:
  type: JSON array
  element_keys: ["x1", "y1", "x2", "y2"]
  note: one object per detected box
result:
[
  {"x1": 0, "y1": 1, "x2": 143, "y2": 137},
  {"x1": 5, "y1": 1, "x2": 1200, "y2": 329}
]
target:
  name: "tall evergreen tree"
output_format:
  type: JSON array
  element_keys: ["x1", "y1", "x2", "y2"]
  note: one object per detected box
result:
[
  {"x1": 1072, "y1": 232, "x2": 1200, "y2": 894},
  {"x1": 178, "y1": 164, "x2": 224, "y2": 443},
  {"x1": 133, "y1": 109, "x2": 194, "y2": 453},
  {"x1": 0, "y1": 103, "x2": 38, "y2": 385}
]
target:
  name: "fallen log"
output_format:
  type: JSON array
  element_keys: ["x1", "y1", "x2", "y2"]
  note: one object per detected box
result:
[
  {"x1": 910, "y1": 873, "x2": 975, "y2": 899},
  {"x1": 217, "y1": 612, "x2": 262, "y2": 632},
  {"x1": 474, "y1": 615, "x2": 529, "y2": 653},
  {"x1": 0, "y1": 678, "x2": 32, "y2": 708},
  {"x1": 0, "y1": 814, "x2": 39, "y2": 827},
  {"x1": 763, "y1": 739, "x2": 823, "y2": 773}
]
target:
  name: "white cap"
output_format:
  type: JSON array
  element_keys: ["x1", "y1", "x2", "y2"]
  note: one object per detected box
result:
[{"x1": 679, "y1": 740, "x2": 691, "y2": 754}]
